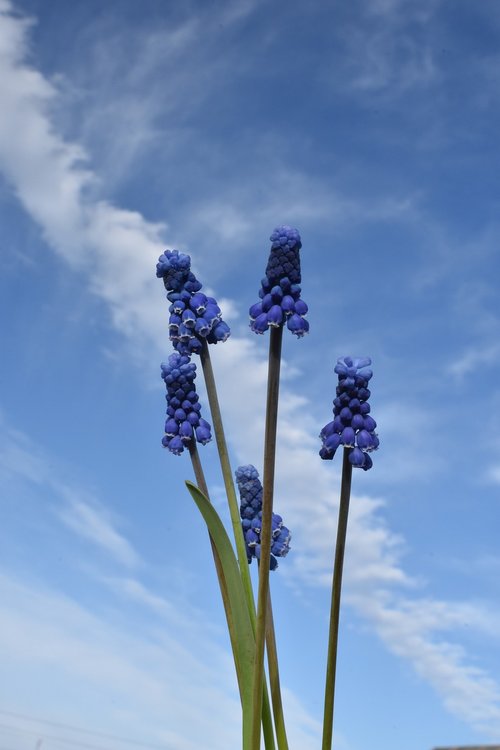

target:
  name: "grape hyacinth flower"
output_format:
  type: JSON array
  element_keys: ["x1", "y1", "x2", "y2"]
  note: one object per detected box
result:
[
  {"x1": 235, "y1": 465, "x2": 291, "y2": 570},
  {"x1": 319, "y1": 356, "x2": 379, "y2": 470},
  {"x1": 156, "y1": 248, "x2": 230, "y2": 356},
  {"x1": 249, "y1": 226, "x2": 309, "y2": 337},
  {"x1": 161, "y1": 352, "x2": 212, "y2": 455}
]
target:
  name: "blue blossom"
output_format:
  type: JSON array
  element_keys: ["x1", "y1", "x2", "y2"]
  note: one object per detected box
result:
[
  {"x1": 235, "y1": 465, "x2": 291, "y2": 570},
  {"x1": 161, "y1": 352, "x2": 212, "y2": 455},
  {"x1": 319, "y1": 357, "x2": 379, "y2": 470},
  {"x1": 249, "y1": 226, "x2": 309, "y2": 337},
  {"x1": 156, "y1": 249, "x2": 230, "y2": 355}
]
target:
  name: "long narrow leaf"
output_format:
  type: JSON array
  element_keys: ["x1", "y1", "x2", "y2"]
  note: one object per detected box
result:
[{"x1": 185, "y1": 480, "x2": 255, "y2": 748}]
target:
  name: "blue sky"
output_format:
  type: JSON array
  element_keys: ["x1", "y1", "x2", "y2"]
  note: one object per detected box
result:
[{"x1": 1, "y1": 0, "x2": 500, "y2": 748}]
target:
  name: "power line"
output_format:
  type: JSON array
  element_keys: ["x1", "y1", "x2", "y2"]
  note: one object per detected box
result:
[
  {"x1": 0, "y1": 721, "x2": 118, "y2": 750},
  {"x1": 0, "y1": 711, "x2": 170, "y2": 750}
]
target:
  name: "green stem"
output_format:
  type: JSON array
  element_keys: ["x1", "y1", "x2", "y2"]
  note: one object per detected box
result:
[
  {"x1": 188, "y1": 437, "x2": 210, "y2": 498},
  {"x1": 188, "y1": 441, "x2": 243, "y2": 698},
  {"x1": 321, "y1": 447, "x2": 353, "y2": 750},
  {"x1": 251, "y1": 326, "x2": 283, "y2": 750},
  {"x1": 200, "y1": 340, "x2": 254, "y2": 600},
  {"x1": 266, "y1": 590, "x2": 289, "y2": 750},
  {"x1": 199, "y1": 340, "x2": 276, "y2": 750}
]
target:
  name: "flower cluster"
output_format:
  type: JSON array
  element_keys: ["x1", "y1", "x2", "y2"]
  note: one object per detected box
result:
[
  {"x1": 319, "y1": 356, "x2": 379, "y2": 470},
  {"x1": 156, "y1": 249, "x2": 230, "y2": 356},
  {"x1": 161, "y1": 352, "x2": 212, "y2": 455},
  {"x1": 249, "y1": 226, "x2": 309, "y2": 337},
  {"x1": 235, "y1": 465, "x2": 291, "y2": 570}
]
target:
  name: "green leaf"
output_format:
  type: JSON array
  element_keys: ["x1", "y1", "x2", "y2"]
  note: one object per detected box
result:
[{"x1": 185, "y1": 480, "x2": 255, "y2": 748}]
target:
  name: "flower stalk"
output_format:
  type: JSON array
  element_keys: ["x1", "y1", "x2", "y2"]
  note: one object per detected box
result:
[
  {"x1": 199, "y1": 341, "x2": 256, "y2": 615},
  {"x1": 251, "y1": 325, "x2": 283, "y2": 750},
  {"x1": 321, "y1": 447, "x2": 353, "y2": 750},
  {"x1": 237, "y1": 465, "x2": 290, "y2": 750},
  {"x1": 319, "y1": 356, "x2": 379, "y2": 748},
  {"x1": 265, "y1": 590, "x2": 289, "y2": 750}
]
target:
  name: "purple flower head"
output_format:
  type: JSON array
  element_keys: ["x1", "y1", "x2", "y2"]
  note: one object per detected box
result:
[
  {"x1": 266, "y1": 226, "x2": 302, "y2": 285},
  {"x1": 319, "y1": 357, "x2": 379, "y2": 470},
  {"x1": 156, "y1": 249, "x2": 194, "y2": 293},
  {"x1": 235, "y1": 464, "x2": 291, "y2": 570},
  {"x1": 249, "y1": 226, "x2": 309, "y2": 338},
  {"x1": 236, "y1": 465, "x2": 263, "y2": 525},
  {"x1": 161, "y1": 352, "x2": 212, "y2": 455},
  {"x1": 156, "y1": 249, "x2": 230, "y2": 355}
]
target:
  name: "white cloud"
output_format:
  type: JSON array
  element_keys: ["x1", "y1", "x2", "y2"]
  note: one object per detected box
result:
[
  {"x1": 56, "y1": 491, "x2": 142, "y2": 569},
  {"x1": 326, "y1": 0, "x2": 441, "y2": 95},
  {"x1": 0, "y1": 570, "x2": 242, "y2": 750},
  {"x1": 372, "y1": 399, "x2": 446, "y2": 482},
  {"x1": 0, "y1": 1, "x2": 168, "y2": 364},
  {"x1": 0, "y1": 423, "x2": 142, "y2": 569},
  {"x1": 190, "y1": 173, "x2": 420, "y2": 278},
  {"x1": 0, "y1": 567, "x2": 323, "y2": 750},
  {"x1": 0, "y1": 422, "x2": 53, "y2": 485},
  {"x1": 487, "y1": 465, "x2": 500, "y2": 485},
  {"x1": 353, "y1": 593, "x2": 500, "y2": 735},
  {"x1": 459, "y1": 554, "x2": 500, "y2": 579},
  {"x1": 47, "y1": 0, "x2": 262, "y2": 193},
  {"x1": 448, "y1": 342, "x2": 500, "y2": 379}
]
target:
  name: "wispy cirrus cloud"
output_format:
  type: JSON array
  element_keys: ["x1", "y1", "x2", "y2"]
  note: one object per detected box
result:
[
  {"x1": 324, "y1": 0, "x2": 441, "y2": 96},
  {"x1": 447, "y1": 342, "x2": 500, "y2": 380},
  {"x1": 0, "y1": 420, "x2": 53, "y2": 485},
  {"x1": 56, "y1": 492, "x2": 142, "y2": 569},
  {"x1": 0, "y1": 419, "x2": 141, "y2": 569},
  {"x1": 0, "y1": 567, "x2": 324, "y2": 750},
  {"x1": 353, "y1": 592, "x2": 500, "y2": 735},
  {"x1": 487, "y1": 465, "x2": 500, "y2": 485},
  {"x1": 0, "y1": 570, "x2": 242, "y2": 750}
]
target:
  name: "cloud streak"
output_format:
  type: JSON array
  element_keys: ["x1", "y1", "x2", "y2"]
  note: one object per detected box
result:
[
  {"x1": 353, "y1": 593, "x2": 500, "y2": 734},
  {"x1": 56, "y1": 492, "x2": 142, "y2": 569},
  {"x1": 0, "y1": 422, "x2": 142, "y2": 570},
  {"x1": 0, "y1": 570, "x2": 242, "y2": 750}
]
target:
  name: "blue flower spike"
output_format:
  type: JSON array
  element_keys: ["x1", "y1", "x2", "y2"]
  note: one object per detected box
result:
[
  {"x1": 161, "y1": 352, "x2": 212, "y2": 455},
  {"x1": 249, "y1": 226, "x2": 309, "y2": 337},
  {"x1": 319, "y1": 357, "x2": 379, "y2": 470},
  {"x1": 156, "y1": 248, "x2": 230, "y2": 356},
  {"x1": 235, "y1": 465, "x2": 291, "y2": 570}
]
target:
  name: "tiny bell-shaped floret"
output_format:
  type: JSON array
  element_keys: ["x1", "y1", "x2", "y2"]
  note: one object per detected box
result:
[{"x1": 319, "y1": 357, "x2": 379, "y2": 470}]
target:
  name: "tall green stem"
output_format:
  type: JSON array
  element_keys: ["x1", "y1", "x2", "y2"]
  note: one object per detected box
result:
[
  {"x1": 266, "y1": 590, "x2": 289, "y2": 750},
  {"x1": 251, "y1": 326, "x2": 283, "y2": 750},
  {"x1": 321, "y1": 447, "x2": 353, "y2": 750},
  {"x1": 199, "y1": 340, "x2": 277, "y2": 750},
  {"x1": 188, "y1": 439, "x2": 210, "y2": 499},
  {"x1": 200, "y1": 340, "x2": 253, "y2": 598}
]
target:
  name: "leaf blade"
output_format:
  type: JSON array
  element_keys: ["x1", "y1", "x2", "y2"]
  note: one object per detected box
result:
[{"x1": 185, "y1": 480, "x2": 255, "y2": 747}]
